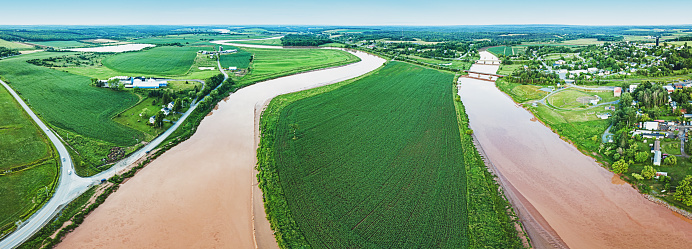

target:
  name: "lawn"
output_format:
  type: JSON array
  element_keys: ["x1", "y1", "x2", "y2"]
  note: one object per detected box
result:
[
  {"x1": 112, "y1": 96, "x2": 183, "y2": 141},
  {"x1": 257, "y1": 62, "x2": 522, "y2": 248},
  {"x1": 102, "y1": 46, "x2": 212, "y2": 76},
  {"x1": 239, "y1": 48, "x2": 360, "y2": 85},
  {"x1": 0, "y1": 52, "x2": 143, "y2": 176},
  {"x1": 548, "y1": 89, "x2": 614, "y2": 110},
  {"x1": 662, "y1": 141, "x2": 682, "y2": 155},
  {"x1": 495, "y1": 79, "x2": 547, "y2": 103},
  {"x1": 219, "y1": 51, "x2": 252, "y2": 69},
  {"x1": 497, "y1": 64, "x2": 523, "y2": 75},
  {"x1": 0, "y1": 85, "x2": 59, "y2": 238},
  {"x1": 30, "y1": 41, "x2": 88, "y2": 48},
  {"x1": 0, "y1": 39, "x2": 34, "y2": 50}
]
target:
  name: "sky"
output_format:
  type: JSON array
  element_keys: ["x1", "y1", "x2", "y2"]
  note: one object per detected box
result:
[{"x1": 1, "y1": 0, "x2": 691, "y2": 26}]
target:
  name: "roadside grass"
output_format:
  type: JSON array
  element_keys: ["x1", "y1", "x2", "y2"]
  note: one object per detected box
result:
[
  {"x1": 0, "y1": 39, "x2": 34, "y2": 50},
  {"x1": 0, "y1": 161, "x2": 58, "y2": 238},
  {"x1": 238, "y1": 48, "x2": 360, "y2": 86},
  {"x1": 219, "y1": 51, "x2": 252, "y2": 69},
  {"x1": 662, "y1": 141, "x2": 682, "y2": 155},
  {"x1": 102, "y1": 46, "x2": 211, "y2": 76},
  {"x1": 257, "y1": 62, "x2": 523, "y2": 248},
  {"x1": 495, "y1": 79, "x2": 547, "y2": 103},
  {"x1": 0, "y1": 85, "x2": 59, "y2": 238},
  {"x1": 0, "y1": 52, "x2": 143, "y2": 176},
  {"x1": 29, "y1": 41, "x2": 88, "y2": 48}
]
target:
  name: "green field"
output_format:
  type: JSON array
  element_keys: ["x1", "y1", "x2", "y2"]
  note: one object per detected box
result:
[
  {"x1": 102, "y1": 46, "x2": 209, "y2": 76},
  {"x1": 231, "y1": 38, "x2": 283, "y2": 46},
  {"x1": 0, "y1": 85, "x2": 58, "y2": 237},
  {"x1": 0, "y1": 39, "x2": 34, "y2": 50},
  {"x1": 239, "y1": 48, "x2": 360, "y2": 84},
  {"x1": 495, "y1": 80, "x2": 547, "y2": 103},
  {"x1": 487, "y1": 46, "x2": 516, "y2": 56},
  {"x1": 548, "y1": 89, "x2": 618, "y2": 110},
  {"x1": 258, "y1": 62, "x2": 522, "y2": 248},
  {"x1": 0, "y1": 52, "x2": 143, "y2": 176},
  {"x1": 219, "y1": 51, "x2": 252, "y2": 68},
  {"x1": 130, "y1": 34, "x2": 274, "y2": 46},
  {"x1": 30, "y1": 41, "x2": 88, "y2": 48}
]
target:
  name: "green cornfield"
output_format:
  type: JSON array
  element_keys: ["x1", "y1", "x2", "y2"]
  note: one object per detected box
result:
[
  {"x1": 258, "y1": 61, "x2": 523, "y2": 248},
  {"x1": 102, "y1": 46, "x2": 208, "y2": 75}
]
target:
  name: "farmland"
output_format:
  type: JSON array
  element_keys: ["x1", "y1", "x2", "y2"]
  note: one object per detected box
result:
[
  {"x1": 0, "y1": 85, "x2": 58, "y2": 238},
  {"x1": 219, "y1": 51, "x2": 252, "y2": 69},
  {"x1": 0, "y1": 39, "x2": 34, "y2": 50},
  {"x1": 238, "y1": 48, "x2": 360, "y2": 85},
  {"x1": 231, "y1": 38, "x2": 282, "y2": 46},
  {"x1": 0, "y1": 52, "x2": 142, "y2": 176},
  {"x1": 257, "y1": 62, "x2": 522, "y2": 248},
  {"x1": 29, "y1": 41, "x2": 88, "y2": 48},
  {"x1": 102, "y1": 46, "x2": 210, "y2": 76}
]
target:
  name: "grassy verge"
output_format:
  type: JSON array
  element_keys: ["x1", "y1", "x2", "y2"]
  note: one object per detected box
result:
[{"x1": 0, "y1": 83, "x2": 60, "y2": 238}]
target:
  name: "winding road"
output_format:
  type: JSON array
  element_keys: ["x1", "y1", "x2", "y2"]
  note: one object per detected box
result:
[
  {"x1": 0, "y1": 68, "x2": 216, "y2": 249},
  {"x1": 54, "y1": 42, "x2": 385, "y2": 248}
]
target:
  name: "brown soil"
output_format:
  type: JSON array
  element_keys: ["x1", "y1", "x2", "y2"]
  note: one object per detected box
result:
[{"x1": 56, "y1": 51, "x2": 385, "y2": 249}]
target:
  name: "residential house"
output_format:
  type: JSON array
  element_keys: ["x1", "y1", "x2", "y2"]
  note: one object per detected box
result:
[{"x1": 614, "y1": 87, "x2": 622, "y2": 97}]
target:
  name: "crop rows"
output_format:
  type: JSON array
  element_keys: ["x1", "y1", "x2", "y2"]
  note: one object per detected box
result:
[
  {"x1": 102, "y1": 46, "x2": 208, "y2": 76},
  {"x1": 271, "y1": 62, "x2": 469, "y2": 247}
]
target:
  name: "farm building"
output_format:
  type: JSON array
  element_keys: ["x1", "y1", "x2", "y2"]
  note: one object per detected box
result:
[
  {"x1": 629, "y1": 84, "x2": 638, "y2": 92},
  {"x1": 643, "y1": 121, "x2": 659, "y2": 130},
  {"x1": 664, "y1": 85, "x2": 674, "y2": 93},
  {"x1": 653, "y1": 140, "x2": 661, "y2": 166},
  {"x1": 125, "y1": 78, "x2": 168, "y2": 89},
  {"x1": 149, "y1": 116, "x2": 155, "y2": 124},
  {"x1": 614, "y1": 87, "x2": 622, "y2": 97}
]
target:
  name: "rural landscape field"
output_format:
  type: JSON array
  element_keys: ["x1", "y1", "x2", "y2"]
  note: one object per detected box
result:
[{"x1": 2, "y1": 1, "x2": 692, "y2": 248}]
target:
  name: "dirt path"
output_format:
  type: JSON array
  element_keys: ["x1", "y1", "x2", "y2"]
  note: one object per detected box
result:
[{"x1": 55, "y1": 50, "x2": 385, "y2": 249}]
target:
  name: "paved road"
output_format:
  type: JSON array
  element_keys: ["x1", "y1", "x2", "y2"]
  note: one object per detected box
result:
[
  {"x1": 0, "y1": 79, "x2": 93, "y2": 248},
  {"x1": 0, "y1": 77, "x2": 208, "y2": 248}
]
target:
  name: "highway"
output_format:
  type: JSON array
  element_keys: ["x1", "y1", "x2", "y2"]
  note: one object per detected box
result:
[{"x1": 0, "y1": 77, "x2": 206, "y2": 248}]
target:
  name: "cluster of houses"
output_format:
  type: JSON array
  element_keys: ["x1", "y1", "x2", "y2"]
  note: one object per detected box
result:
[
  {"x1": 148, "y1": 101, "x2": 176, "y2": 124},
  {"x1": 198, "y1": 46, "x2": 238, "y2": 58}
]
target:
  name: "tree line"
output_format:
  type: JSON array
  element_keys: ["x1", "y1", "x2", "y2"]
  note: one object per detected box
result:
[{"x1": 281, "y1": 34, "x2": 332, "y2": 46}]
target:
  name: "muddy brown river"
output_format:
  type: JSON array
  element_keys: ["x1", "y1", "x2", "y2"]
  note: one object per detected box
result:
[
  {"x1": 56, "y1": 50, "x2": 385, "y2": 249},
  {"x1": 459, "y1": 52, "x2": 692, "y2": 248}
]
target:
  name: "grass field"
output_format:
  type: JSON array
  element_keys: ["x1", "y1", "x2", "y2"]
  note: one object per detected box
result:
[
  {"x1": 219, "y1": 51, "x2": 252, "y2": 68},
  {"x1": 112, "y1": 96, "x2": 182, "y2": 141},
  {"x1": 0, "y1": 85, "x2": 59, "y2": 237},
  {"x1": 257, "y1": 62, "x2": 522, "y2": 248},
  {"x1": 0, "y1": 52, "x2": 143, "y2": 176},
  {"x1": 0, "y1": 39, "x2": 34, "y2": 50},
  {"x1": 239, "y1": 48, "x2": 360, "y2": 85},
  {"x1": 102, "y1": 46, "x2": 210, "y2": 76},
  {"x1": 495, "y1": 80, "x2": 547, "y2": 103},
  {"x1": 548, "y1": 89, "x2": 617, "y2": 110},
  {"x1": 487, "y1": 46, "x2": 516, "y2": 56},
  {"x1": 404, "y1": 55, "x2": 474, "y2": 71},
  {"x1": 497, "y1": 64, "x2": 523, "y2": 75},
  {"x1": 130, "y1": 34, "x2": 274, "y2": 46},
  {"x1": 30, "y1": 41, "x2": 88, "y2": 48},
  {"x1": 232, "y1": 38, "x2": 283, "y2": 46}
]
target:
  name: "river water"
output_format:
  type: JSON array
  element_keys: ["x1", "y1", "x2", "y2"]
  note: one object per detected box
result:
[
  {"x1": 57, "y1": 50, "x2": 385, "y2": 249},
  {"x1": 459, "y1": 52, "x2": 692, "y2": 248}
]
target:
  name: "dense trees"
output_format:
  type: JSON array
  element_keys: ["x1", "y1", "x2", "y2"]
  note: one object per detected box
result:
[
  {"x1": 612, "y1": 159, "x2": 629, "y2": 174},
  {"x1": 504, "y1": 69, "x2": 560, "y2": 85},
  {"x1": 641, "y1": 166, "x2": 656, "y2": 179},
  {"x1": 281, "y1": 34, "x2": 332, "y2": 47},
  {"x1": 0, "y1": 47, "x2": 19, "y2": 57},
  {"x1": 674, "y1": 175, "x2": 692, "y2": 206},
  {"x1": 663, "y1": 155, "x2": 677, "y2": 166}
]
